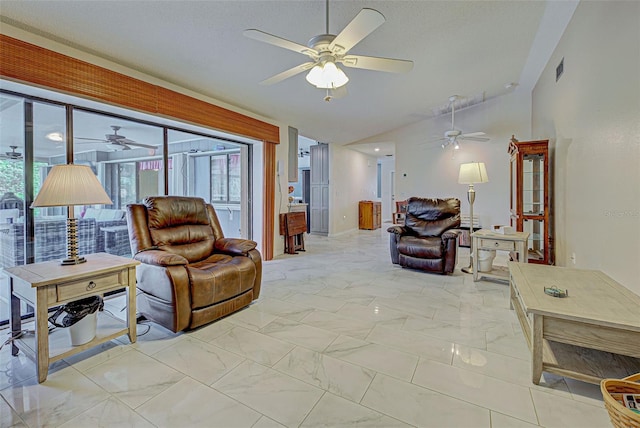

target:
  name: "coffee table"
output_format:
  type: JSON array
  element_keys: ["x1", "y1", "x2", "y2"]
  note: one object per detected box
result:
[{"x1": 509, "y1": 262, "x2": 640, "y2": 384}]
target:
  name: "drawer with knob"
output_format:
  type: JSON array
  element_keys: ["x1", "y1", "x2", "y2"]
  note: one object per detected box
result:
[
  {"x1": 56, "y1": 270, "x2": 127, "y2": 302},
  {"x1": 478, "y1": 238, "x2": 516, "y2": 252}
]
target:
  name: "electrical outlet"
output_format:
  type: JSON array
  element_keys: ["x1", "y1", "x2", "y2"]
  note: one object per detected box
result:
[{"x1": 570, "y1": 252, "x2": 576, "y2": 265}]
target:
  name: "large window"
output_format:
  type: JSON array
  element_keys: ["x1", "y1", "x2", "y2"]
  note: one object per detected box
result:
[
  {"x1": 0, "y1": 88, "x2": 253, "y2": 327},
  {"x1": 212, "y1": 153, "x2": 241, "y2": 203},
  {"x1": 167, "y1": 129, "x2": 248, "y2": 238}
]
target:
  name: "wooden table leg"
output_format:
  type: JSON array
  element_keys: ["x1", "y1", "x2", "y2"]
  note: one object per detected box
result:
[
  {"x1": 9, "y1": 278, "x2": 20, "y2": 356},
  {"x1": 286, "y1": 235, "x2": 296, "y2": 254},
  {"x1": 35, "y1": 287, "x2": 50, "y2": 383},
  {"x1": 531, "y1": 314, "x2": 543, "y2": 385},
  {"x1": 127, "y1": 267, "x2": 137, "y2": 343}
]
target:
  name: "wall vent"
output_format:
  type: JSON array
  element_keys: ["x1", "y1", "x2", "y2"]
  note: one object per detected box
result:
[{"x1": 556, "y1": 58, "x2": 564, "y2": 82}]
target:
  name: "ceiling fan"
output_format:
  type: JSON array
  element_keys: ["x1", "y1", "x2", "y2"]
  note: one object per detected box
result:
[
  {"x1": 75, "y1": 126, "x2": 157, "y2": 151},
  {"x1": 244, "y1": 0, "x2": 413, "y2": 94},
  {"x1": 436, "y1": 95, "x2": 490, "y2": 150},
  {"x1": 299, "y1": 148, "x2": 310, "y2": 158},
  {"x1": 0, "y1": 146, "x2": 23, "y2": 161}
]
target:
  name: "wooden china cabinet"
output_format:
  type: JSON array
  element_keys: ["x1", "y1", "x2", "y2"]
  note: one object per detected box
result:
[{"x1": 508, "y1": 136, "x2": 553, "y2": 264}]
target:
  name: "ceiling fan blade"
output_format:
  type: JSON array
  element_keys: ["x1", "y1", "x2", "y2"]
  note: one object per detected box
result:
[
  {"x1": 462, "y1": 132, "x2": 486, "y2": 137},
  {"x1": 120, "y1": 140, "x2": 158, "y2": 149},
  {"x1": 341, "y1": 55, "x2": 413, "y2": 73},
  {"x1": 460, "y1": 135, "x2": 490, "y2": 142},
  {"x1": 75, "y1": 137, "x2": 108, "y2": 142},
  {"x1": 243, "y1": 29, "x2": 318, "y2": 59},
  {"x1": 329, "y1": 8, "x2": 385, "y2": 55},
  {"x1": 260, "y1": 62, "x2": 315, "y2": 86}
]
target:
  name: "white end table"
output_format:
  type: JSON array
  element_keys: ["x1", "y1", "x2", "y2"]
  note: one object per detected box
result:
[{"x1": 471, "y1": 229, "x2": 529, "y2": 282}]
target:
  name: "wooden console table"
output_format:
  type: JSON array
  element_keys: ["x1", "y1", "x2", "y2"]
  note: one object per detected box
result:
[
  {"x1": 279, "y1": 212, "x2": 306, "y2": 254},
  {"x1": 509, "y1": 262, "x2": 640, "y2": 385},
  {"x1": 5, "y1": 253, "x2": 139, "y2": 382}
]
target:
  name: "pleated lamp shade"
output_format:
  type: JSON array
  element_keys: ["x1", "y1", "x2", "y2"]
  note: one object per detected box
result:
[
  {"x1": 32, "y1": 164, "x2": 112, "y2": 207},
  {"x1": 458, "y1": 162, "x2": 489, "y2": 185}
]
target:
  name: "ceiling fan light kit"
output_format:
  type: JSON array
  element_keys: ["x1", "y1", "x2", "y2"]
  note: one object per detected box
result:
[
  {"x1": 305, "y1": 60, "x2": 349, "y2": 89},
  {"x1": 244, "y1": 0, "x2": 413, "y2": 97}
]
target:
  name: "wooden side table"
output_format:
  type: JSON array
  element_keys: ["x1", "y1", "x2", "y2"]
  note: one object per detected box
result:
[
  {"x1": 471, "y1": 229, "x2": 529, "y2": 282},
  {"x1": 279, "y1": 212, "x2": 307, "y2": 254},
  {"x1": 4, "y1": 253, "x2": 139, "y2": 383}
]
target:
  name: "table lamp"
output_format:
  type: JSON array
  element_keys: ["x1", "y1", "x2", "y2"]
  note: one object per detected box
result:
[
  {"x1": 458, "y1": 162, "x2": 489, "y2": 274},
  {"x1": 31, "y1": 164, "x2": 113, "y2": 265}
]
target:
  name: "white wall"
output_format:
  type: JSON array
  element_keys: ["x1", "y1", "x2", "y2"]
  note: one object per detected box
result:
[
  {"x1": 379, "y1": 156, "x2": 395, "y2": 222},
  {"x1": 356, "y1": 91, "x2": 531, "y2": 230},
  {"x1": 329, "y1": 144, "x2": 378, "y2": 236},
  {"x1": 531, "y1": 1, "x2": 640, "y2": 293}
]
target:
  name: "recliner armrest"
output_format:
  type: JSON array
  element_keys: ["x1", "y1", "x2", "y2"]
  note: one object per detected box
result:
[
  {"x1": 134, "y1": 249, "x2": 188, "y2": 266},
  {"x1": 387, "y1": 225, "x2": 408, "y2": 235},
  {"x1": 215, "y1": 238, "x2": 257, "y2": 256},
  {"x1": 442, "y1": 230, "x2": 459, "y2": 240}
]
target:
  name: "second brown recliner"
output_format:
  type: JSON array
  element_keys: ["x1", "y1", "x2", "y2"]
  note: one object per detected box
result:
[
  {"x1": 127, "y1": 196, "x2": 261, "y2": 332},
  {"x1": 387, "y1": 197, "x2": 460, "y2": 274}
]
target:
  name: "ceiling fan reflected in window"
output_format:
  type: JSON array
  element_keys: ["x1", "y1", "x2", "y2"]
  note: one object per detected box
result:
[
  {"x1": 434, "y1": 95, "x2": 490, "y2": 151},
  {"x1": 244, "y1": 0, "x2": 413, "y2": 96},
  {"x1": 75, "y1": 126, "x2": 158, "y2": 152},
  {"x1": 0, "y1": 145, "x2": 23, "y2": 161}
]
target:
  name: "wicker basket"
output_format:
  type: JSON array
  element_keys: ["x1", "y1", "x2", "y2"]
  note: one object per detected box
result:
[{"x1": 601, "y1": 374, "x2": 640, "y2": 428}]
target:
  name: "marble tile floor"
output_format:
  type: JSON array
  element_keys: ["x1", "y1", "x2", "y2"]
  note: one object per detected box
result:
[{"x1": 0, "y1": 229, "x2": 613, "y2": 427}]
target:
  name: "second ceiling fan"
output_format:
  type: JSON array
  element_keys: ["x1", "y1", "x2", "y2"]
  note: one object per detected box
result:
[
  {"x1": 75, "y1": 126, "x2": 157, "y2": 151},
  {"x1": 436, "y1": 95, "x2": 490, "y2": 150},
  {"x1": 244, "y1": 0, "x2": 413, "y2": 93}
]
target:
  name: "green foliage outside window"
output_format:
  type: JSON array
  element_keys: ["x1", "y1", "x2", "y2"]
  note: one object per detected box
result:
[{"x1": 0, "y1": 160, "x2": 47, "y2": 200}]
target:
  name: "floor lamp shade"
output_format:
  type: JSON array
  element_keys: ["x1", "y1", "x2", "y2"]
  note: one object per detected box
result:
[
  {"x1": 31, "y1": 164, "x2": 113, "y2": 265},
  {"x1": 458, "y1": 162, "x2": 489, "y2": 185},
  {"x1": 458, "y1": 162, "x2": 489, "y2": 274}
]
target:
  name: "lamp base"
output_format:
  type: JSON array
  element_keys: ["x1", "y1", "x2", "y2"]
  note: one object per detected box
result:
[
  {"x1": 461, "y1": 256, "x2": 474, "y2": 274},
  {"x1": 61, "y1": 256, "x2": 87, "y2": 266}
]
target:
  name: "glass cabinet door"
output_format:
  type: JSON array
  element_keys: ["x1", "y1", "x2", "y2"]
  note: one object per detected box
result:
[
  {"x1": 523, "y1": 218, "x2": 545, "y2": 262},
  {"x1": 522, "y1": 153, "x2": 544, "y2": 215}
]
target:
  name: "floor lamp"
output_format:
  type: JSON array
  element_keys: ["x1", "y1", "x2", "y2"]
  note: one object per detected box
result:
[
  {"x1": 31, "y1": 164, "x2": 113, "y2": 265},
  {"x1": 458, "y1": 162, "x2": 489, "y2": 274}
]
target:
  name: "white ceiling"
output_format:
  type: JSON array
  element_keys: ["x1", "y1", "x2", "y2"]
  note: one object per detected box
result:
[{"x1": 0, "y1": 1, "x2": 570, "y2": 152}]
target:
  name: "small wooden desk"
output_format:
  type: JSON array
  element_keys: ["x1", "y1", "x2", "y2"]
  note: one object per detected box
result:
[
  {"x1": 509, "y1": 262, "x2": 640, "y2": 385},
  {"x1": 279, "y1": 212, "x2": 307, "y2": 254},
  {"x1": 5, "y1": 253, "x2": 139, "y2": 382},
  {"x1": 472, "y1": 229, "x2": 529, "y2": 282}
]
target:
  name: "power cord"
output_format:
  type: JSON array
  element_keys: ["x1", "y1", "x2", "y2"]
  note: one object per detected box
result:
[{"x1": 0, "y1": 329, "x2": 35, "y2": 351}]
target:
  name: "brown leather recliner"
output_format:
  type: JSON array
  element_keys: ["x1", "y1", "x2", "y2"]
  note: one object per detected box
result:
[
  {"x1": 127, "y1": 196, "x2": 261, "y2": 332},
  {"x1": 387, "y1": 197, "x2": 460, "y2": 274}
]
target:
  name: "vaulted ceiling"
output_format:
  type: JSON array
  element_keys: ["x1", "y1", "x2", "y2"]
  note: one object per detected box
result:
[{"x1": 1, "y1": 1, "x2": 570, "y2": 148}]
